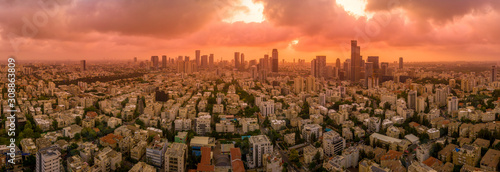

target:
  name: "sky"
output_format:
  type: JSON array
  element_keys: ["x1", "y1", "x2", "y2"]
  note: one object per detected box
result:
[{"x1": 1, "y1": 0, "x2": 500, "y2": 62}]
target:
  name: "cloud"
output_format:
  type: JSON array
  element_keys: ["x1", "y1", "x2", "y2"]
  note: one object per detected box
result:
[{"x1": 365, "y1": 0, "x2": 500, "y2": 24}]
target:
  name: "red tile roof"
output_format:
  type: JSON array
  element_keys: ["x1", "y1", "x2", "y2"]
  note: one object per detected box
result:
[
  {"x1": 86, "y1": 111, "x2": 98, "y2": 119},
  {"x1": 380, "y1": 150, "x2": 403, "y2": 161},
  {"x1": 423, "y1": 157, "x2": 442, "y2": 167},
  {"x1": 198, "y1": 147, "x2": 214, "y2": 172},
  {"x1": 100, "y1": 133, "x2": 123, "y2": 145},
  {"x1": 230, "y1": 148, "x2": 245, "y2": 172}
]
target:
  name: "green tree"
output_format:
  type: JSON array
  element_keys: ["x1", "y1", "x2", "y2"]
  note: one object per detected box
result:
[
  {"x1": 52, "y1": 120, "x2": 58, "y2": 130},
  {"x1": 290, "y1": 149, "x2": 299, "y2": 163},
  {"x1": 75, "y1": 116, "x2": 82, "y2": 125}
]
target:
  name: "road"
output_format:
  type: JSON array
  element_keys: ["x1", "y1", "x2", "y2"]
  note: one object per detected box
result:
[{"x1": 277, "y1": 144, "x2": 303, "y2": 172}]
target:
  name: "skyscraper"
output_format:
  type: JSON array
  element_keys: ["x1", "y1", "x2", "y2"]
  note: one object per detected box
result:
[
  {"x1": 350, "y1": 40, "x2": 362, "y2": 82},
  {"x1": 151, "y1": 56, "x2": 159, "y2": 70},
  {"x1": 201, "y1": 55, "x2": 208, "y2": 68},
  {"x1": 209, "y1": 54, "x2": 214, "y2": 68},
  {"x1": 336, "y1": 58, "x2": 341, "y2": 69},
  {"x1": 195, "y1": 50, "x2": 200, "y2": 66},
  {"x1": 408, "y1": 90, "x2": 417, "y2": 110},
  {"x1": 263, "y1": 54, "x2": 269, "y2": 71},
  {"x1": 134, "y1": 57, "x2": 137, "y2": 63},
  {"x1": 80, "y1": 60, "x2": 86, "y2": 71},
  {"x1": 367, "y1": 56, "x2": 379, "y2": 70},
  {"x1": 399, "y1": 57, "x2": 403, "y2": 69},
  {"x1": 272, "y1": 49, "x2": 278, "y2": 73},
  {"x1": 381, "y1": 62, "x2": 389, "y2": 76},
  {"x1": 240, "y1": 53, "x2": 245, "y2": 70},
  {"x1": 365, "y1": 62, "x2": 373, "y2": 87},
  {"x1": 162, "y1": 55, "x2": 167, "y2": 68},
  {"x1": 234, "y1": 52, "x2": 240, "y2": 70},
  {"x1": 311, "y1": 56, "x2": 326, "y2": 78}
]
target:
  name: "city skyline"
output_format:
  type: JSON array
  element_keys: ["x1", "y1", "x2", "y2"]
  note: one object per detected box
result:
[{"x1": 1, "y1": 0, "x2": 500, "y2": 62}]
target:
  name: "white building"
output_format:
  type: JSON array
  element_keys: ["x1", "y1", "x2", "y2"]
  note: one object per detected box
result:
[
  {"x1": 302, "y1": 124, "x2": 322, "y2": 142},
  {"x1": 248, "y1": 135, "x2": 273, "y2": 168},
  {"x1": 323, "y1": 130, "x2": 345, "y2": 157},
  {"x1": 195, "y1": 115, "x2": 211, "y2": 135},
  {"x1": 447, "y1": 96, "x2": 458, "y2": 114},
  {"x1": 260, "y1": 100, "x2": 275, "y2": 117},
  {"x1": 164, "y1": 142, "x2": 187, "y2": 172},
  {"x1": 36, "y1": 146, "x2": 61, "y2": 172}
]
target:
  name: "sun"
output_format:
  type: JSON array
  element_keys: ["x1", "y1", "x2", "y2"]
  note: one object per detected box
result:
[
  {"x1": 223, "y1": 0, "x2": 265, "y2": 23},
  {"x1": 336, "y1": 0, "x2": 371, "y2": 18}
]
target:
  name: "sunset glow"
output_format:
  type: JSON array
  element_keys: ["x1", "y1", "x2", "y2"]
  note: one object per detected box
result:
[{"x1": 0, "y1": 0, "x2": 499, "y2": 62}]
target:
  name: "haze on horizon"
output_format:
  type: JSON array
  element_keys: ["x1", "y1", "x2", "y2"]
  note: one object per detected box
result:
[{"x1": 1, "y1": 0, "x2": 500, "y2": 62}]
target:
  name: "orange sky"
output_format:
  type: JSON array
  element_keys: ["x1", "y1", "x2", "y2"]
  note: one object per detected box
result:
[{"x1": 1, "y1": 0, "x2": 500, "y2": 62}]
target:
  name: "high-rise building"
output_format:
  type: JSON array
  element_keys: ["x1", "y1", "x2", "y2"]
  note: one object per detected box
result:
[
  {"x1": 234, "y1": 52, "x2": 240, "y2": 70},
  {"x1": 365, "y1": 62, "x2": 374, "y2": 88},
  {"x1": 492, "y1": 66, "x2": 497, "y2": 82},
  {"x1": 134, "y1": 57, "x2": 137, "y2": 63},
  {"x1": 80, "y1": 60, "x2": 86, "y2": 71},
  {"x1": 323, "y1": 130, "x2": 345, "y2": 157},
  {"x1": 306, "y1": 75, "x2": 315, "y2": 93},
  {"x1": 407, "y1": 90, "x2": 417, "y2": 110},
  {"x1": 447, "y1": 96, "x2": 458, "y2": 114},
  {"x1": 36, "y1": 146, "x2": 61, "y2": 172},
  {"x1": 209, "y1": 54, "x2": 214, "y2": 68},
  {"x1": 399, "y1": 57, "x2": 403, "y2": 69},
  {"x1": 240, "y1": 53, "x2": 245, "y2": 70},
  {"x1": 311, "y1": 56, "x2": 326, "y2": 78},
  {"x1": 336, "y1": 58, "x2": 341, "y2": 69},
  {"x1": 381, "y1": 62, "x2": 389, "y2": 76},
  {"x1": 272, "y1": 49, "x2": 278, "y2": 73},
  {"x1": 294, "y1": 76, "x2": 304, "y2": 94},
  {"x1": 201, "y1": 55, "x2": 208, "y2": 68},
  {"x1": 365, "y1": 56, "x2": 380, "y2": 76},
  {"x1": 195, "y1": 50, "x2": 201, "y2": 66},
  {"x1": 350, "y1": 40, "x2": 362, "y2": 82},
  {"x1": 248, "y1": 135, "x2": 273, "y2": 168},
  {"x1": 263, "y1": 54, "x2": 270, "y2": 71},
  {"x1": 151, "y1": 56, "x2": 159, "y2": 70},
  {"x1": 344, "y1": 59, "x2": 351, "y2": 80},
  {"x1": 162, "y1": 55, "x2": 167, "y2": 68}
]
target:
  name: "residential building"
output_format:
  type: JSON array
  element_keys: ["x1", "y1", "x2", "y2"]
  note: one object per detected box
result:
[
  {"x1": 247, "y1": 135, "x2": 273, "y2": 168},
  {"x1": 480, "y1": 149, "x2": 500, "y2": 171},
  {"x1": 284, "y1": 133, "x2": 295, "y2": 146},
  {"x1": 416, "y1": 144, "x2": 431, "y2": 162},
  {"x1": 302, "y1": 124, "x2": 322, "y2": 142},
  {"x1": 130, "y1": 162, "x2": 156, "y2": 172},
  {"x1": 196, "y1": 115, "x2": 211, "y2": 135},
  {"x1": 36, "y1": 146, "x2": 61, "y2": 172},
  {"x1": 263, "y1": 150, "x2": 283, "y2": 172},
  {"x1": 145, "y1": 137, "x2": 168, "y2": 167},
  {"x1": 303, "y1": 145, "x2": 323, "y2": 164},
  {"x1": 164, "y1": 142, "x2": 187, "y2": 172},
  {"x1": 323, "y1": 130, "x2": 345, "y2": 157},
  {"x1": 452, "y1": 144, "x2": 481, "y2": 166}
]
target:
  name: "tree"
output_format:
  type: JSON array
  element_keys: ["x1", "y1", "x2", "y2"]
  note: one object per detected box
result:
[
  {"x1": 313, "y1": 151, "x2": 321, "y2": 164},
  {"x1": 290, "y1": 149, "x2": 299, "y2": 163},
  {"x1": 135, "y1": 119, "x2": 145, "y2": 128},
  {"x1": 52, "y1": 120, "x2": 58, "y2": 130},
  {"x1": 75, "y1": 116, "x2": 82, "y2": 125}
]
